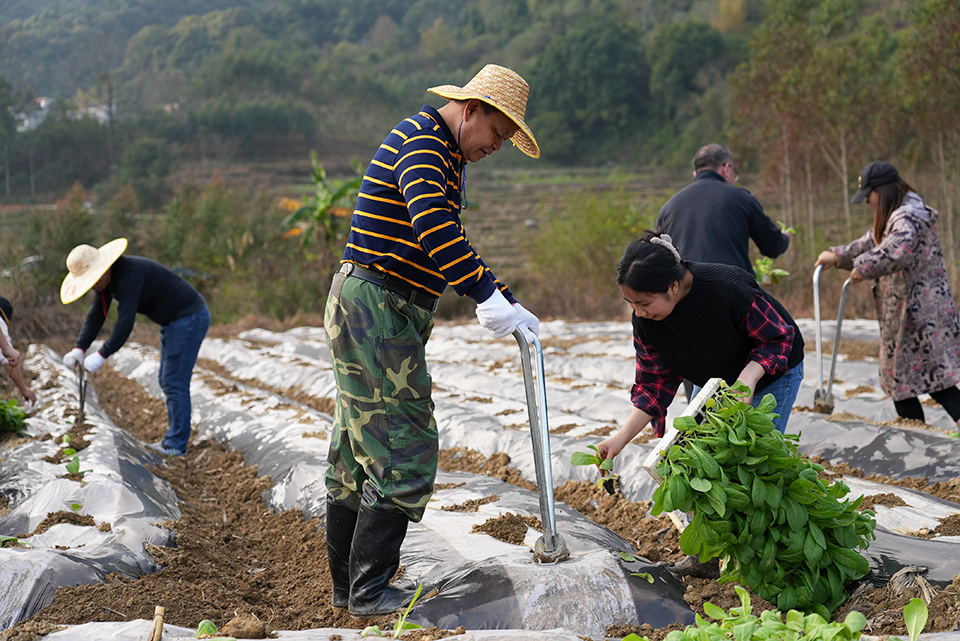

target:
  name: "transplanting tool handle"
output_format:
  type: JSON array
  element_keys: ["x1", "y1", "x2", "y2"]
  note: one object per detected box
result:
[
  {"x1": 514, "y1": 328, "x2": 570, "y2": 563},
  {"x1": 75, "y1": 361, "x2": 86, "y2": 425}
]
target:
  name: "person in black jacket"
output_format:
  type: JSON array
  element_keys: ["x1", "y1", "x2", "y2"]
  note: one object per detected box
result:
[
  {"x1": 657, "y1": 144, "x2": 793, "y2": 401},
  {"x1": 657, "y1": 144, "x2": 790, "y2": 274},
  {"x1": 60, "y1": 238, "x2": 210, "y2": 457}
]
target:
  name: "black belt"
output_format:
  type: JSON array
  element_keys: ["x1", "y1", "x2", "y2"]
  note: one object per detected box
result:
[{"x1": 339, "y1": 263, "x2": 439, "y2": 313}]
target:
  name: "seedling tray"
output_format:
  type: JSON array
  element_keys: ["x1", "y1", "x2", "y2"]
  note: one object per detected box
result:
[{"x1": 641, "y1": 377, "x2": 723, "y2": 483}]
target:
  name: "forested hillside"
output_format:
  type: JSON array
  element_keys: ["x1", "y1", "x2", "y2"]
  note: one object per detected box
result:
[{"x1": 1, "y1": 0, "x2": 959, "y2": 326}]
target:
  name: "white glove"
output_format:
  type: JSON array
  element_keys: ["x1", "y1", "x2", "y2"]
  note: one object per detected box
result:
[
  {"x1": 63, "y1": 348, "x2": 85, "y2": 369},
  {"x1": 84, "y1": 351, "x2": 106, "y2": 373},
  {"x1": 476, "y1": 289, "x2": 520, "y2": 338},
  {"x1": 513, "y1": 302, "x2": 540, "y2": 342}
]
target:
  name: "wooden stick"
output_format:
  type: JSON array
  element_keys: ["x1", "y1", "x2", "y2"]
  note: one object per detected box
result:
[
  {"x1": 667, "y1": 510, "x2": 686, "y2": 534},
  {"x1": 148, "y1": 605, "x2": 165, "y2": 641}
]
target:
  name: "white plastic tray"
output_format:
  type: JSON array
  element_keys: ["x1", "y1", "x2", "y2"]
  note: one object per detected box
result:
[{"x1": 642, "y1": 377, "x2": 723, "y2": 482}]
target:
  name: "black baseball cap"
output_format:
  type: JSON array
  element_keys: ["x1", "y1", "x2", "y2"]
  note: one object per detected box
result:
[{"x1": 851, "y1": 161, "x2": 900, "y2": 204}]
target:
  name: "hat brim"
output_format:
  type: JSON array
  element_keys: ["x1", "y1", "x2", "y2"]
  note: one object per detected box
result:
[
  {"x1": 60, "y1": 238, "x2": 128, "y2": 304},
  {"x1": 850, "y1": 186, "x2": 871, "y2": 204},
  {"x1": 428, "y1": 86, "x2": 540, "y2": 159}
]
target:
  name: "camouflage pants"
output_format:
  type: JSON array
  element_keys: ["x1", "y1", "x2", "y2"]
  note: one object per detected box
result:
[{"x1": 323, "y1": 271, "x2": 437, "y2": 522}]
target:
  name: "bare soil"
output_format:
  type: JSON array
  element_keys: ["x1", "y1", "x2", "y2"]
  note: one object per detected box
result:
[{"x1": 1, "y1": 333, "x2": 960, "y2": 640}]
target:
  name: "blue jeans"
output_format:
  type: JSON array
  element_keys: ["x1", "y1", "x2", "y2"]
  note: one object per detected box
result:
[
  {"x1": 690, "y1": 362, "x2": 804, "y2": 434},
  {"x1": 158, "y1": 305, "x2": 210, "y2": 453},
  {"x1": 754, "y1": 361, "x2": 804, "y2": 433}
]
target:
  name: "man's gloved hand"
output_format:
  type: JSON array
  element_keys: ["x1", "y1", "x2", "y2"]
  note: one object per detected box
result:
[
  {"x1": 62, "y1": 348, "x2": 85, "y2": 369},
  {"x1": 476, "y1": 289, "x2": 520, "y2": 338},
  {"x1": 513, "y1": 302, "x2": 539, "y2": 343},
  {"x1": 83, "y1": 351, "x2": 106, "y2": 373}
]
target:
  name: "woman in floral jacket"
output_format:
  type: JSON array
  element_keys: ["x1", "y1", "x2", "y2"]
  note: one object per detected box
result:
[{"x1": 816, "y1": 160, "x2": 960, "y2": 428}]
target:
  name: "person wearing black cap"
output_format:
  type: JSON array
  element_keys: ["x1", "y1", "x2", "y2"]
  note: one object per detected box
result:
[
  {"x1": 815, "y1": 161, "x2": 960, "y2": 428},
  {"x1": 0, "y1": 297, "x2": 37, "y2": 405}
]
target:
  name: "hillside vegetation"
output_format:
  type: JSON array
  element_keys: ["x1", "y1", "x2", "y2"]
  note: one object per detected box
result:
[{"x1": 0, "y1": 0, "x2": 958, "y2": 328}]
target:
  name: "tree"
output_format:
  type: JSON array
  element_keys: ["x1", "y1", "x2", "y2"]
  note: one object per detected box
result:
[
  {"x1": 527, "y1": 14, "x2": 649, "y2": 162},
  {"x1": 0, "y1": 78, "x2": 17, "y2": 196},
  {"x1": 899, "y1": 0, "x2": 960, "y2": 285},
  {"x1": 648, "y1": 20, "x2": 726, "y2": 123}
]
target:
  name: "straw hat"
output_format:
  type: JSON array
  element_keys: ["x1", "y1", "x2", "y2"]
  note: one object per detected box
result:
[
  {"x1": 429, "y1": 64, "x2": 540, "y2": 159},
  {"x1": 60, "y1": 238, "x2": 128, "y2": 304}
]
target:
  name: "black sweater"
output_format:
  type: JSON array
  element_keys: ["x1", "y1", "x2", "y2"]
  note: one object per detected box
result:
[
  {"x1": 633, "y1": 262, "x2": 804, "y2": 389},
  {"x1": 76, "y1": 256, "x2": 205, "y2": 358}
]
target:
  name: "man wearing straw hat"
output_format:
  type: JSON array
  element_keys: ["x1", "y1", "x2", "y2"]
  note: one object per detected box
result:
[
  {"x1": 60, "y1": 238, "x2": 210, "y2": 458},
  {"x1": 324, "y1": 64, "x2": 540, "y2": 617}
]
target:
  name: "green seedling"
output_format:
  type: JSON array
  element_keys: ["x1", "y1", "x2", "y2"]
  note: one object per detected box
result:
[
  {"x1": 197, "y1": 620, "x2": 219, "y2": 637},
  {"x1": 358, "y1": 584, "x2": 425, "y2": 638},
  {"x1": 65, "y1": 455, "x2": 93, "y2": 476},
  {"x1": 622, "y1": 585, "x2": 867, "y2": 641},
  {"x1": 69, "y1": 503, "x2": 82, "y2": 513},
  {"x1": 892, "y1": 598, "x2": 928, "y2": 641},
  {"x1": 63, "y1": 448, "x2": 76, "y2": 457},
  {"x1": 619, "y1": 553, "x2": 655, "y2": 583},
  {"x1": 651, "y1": 380, "x2": 876, "y2": 617},
  {"x1": 392, "y1": 583, "x2": 424, "y2": 637},
  {"x1": 0, "y1": 399, "x2": 26, "y2": 432},
  {"x1": 1, "y1": 535, "x2": 22, "y2": 546},
  {"x1": 62, "y1": 434, "x2": 72, "y2": 445},
  {"x1": 571, "y1": 445, "x2": 618, "y2": 492},
  {"x1": 195, "y1": 618, "x2": 237, "y2": 641},
  {"x1": 754, "y1": 256, "x2": 790, "y2": 285},
  {"x1": 776, "y1": 221, "x2": 797, "y2": 234}
]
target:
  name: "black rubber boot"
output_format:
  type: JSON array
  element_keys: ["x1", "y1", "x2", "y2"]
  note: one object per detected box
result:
[
  {"x1": 348, "y1": 504, "x2": 420, "y2": 618},
  {"x1": 325, "y1": 496, "x2": 358, "y2": 611}
]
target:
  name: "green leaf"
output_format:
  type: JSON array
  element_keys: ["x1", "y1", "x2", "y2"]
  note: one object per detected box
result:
[
  {"x1": 361, "y1": 625, "x2": 383, "y2": 637},
  {"x1": 197, "y1": 620, "x2": 219, "y2": 637},
  {"x1": 674, "y1": 416, "x2": 698, "y2": 431},
  {"x1": 756, "y1": 394, "x2": 777, "y2": 414},
  {"x1": 570, "y1": 451, "x2": 600, "y2": 466},
  {"x1": 631, "y1": 572, "x2": 654, "y2": 583},
  {"x1": 903, "y1": 597, "x2": 927, "y2": 641},
  {"x1": 599, "y1": 458, "x2": 613, "y2": 470},
  {"x1": 702, "y1": 602, "x2": 727, "y2": 620},
  {"x1": 690, "y1": 477, "x2": 712, "y2": 493},
  {"x1": 620, "y1": 552, "x2": 637, "y2": 562}
]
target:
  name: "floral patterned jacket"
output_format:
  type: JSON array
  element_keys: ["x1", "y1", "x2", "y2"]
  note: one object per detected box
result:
[{"x1": 832, "y1": 192, "x2": 960, "y2": 400}]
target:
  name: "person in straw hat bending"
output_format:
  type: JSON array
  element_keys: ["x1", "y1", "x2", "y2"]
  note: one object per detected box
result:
[
  {"x1": 60, "y1": 238, "x2": 210, "y2": 457},
  {"x1": 324, "y1": 64, "x2": 541, "y2": 617}
]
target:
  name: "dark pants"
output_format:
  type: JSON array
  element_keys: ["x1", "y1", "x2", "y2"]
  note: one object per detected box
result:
[
  {"x1": 894, "y1": 386, "x2": 960, "y2": 423},
  {"x1": 158, "y1": 305, "x2": 210, "y2": 453}
]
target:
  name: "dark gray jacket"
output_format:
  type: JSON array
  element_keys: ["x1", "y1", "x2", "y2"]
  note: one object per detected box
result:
[{"x1": 656, "y1": 170, "x2": 788, "y2": 274}]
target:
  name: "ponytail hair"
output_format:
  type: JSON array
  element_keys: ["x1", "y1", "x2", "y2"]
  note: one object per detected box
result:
[{"x1": 617, "y1": 231, "x2": 687, "y2": 293}]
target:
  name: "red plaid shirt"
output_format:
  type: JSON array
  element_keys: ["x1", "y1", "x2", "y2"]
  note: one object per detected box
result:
[{"x1": 631, "y1": 293, "x2": 795, "y2": 437}]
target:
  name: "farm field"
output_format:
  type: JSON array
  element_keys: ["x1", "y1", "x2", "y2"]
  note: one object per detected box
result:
[{"x1": 1, "y1": 319, "x2": 960, "y2": 640}]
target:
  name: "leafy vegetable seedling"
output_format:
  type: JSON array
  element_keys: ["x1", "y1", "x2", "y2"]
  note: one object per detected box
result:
[
  {"x1": 651, "y1": 380, "x2": 876, "y2": 617},
  {"x1": 0, "y1": 399, "x2": 26, "y2": 432},
  {"x1": 571, "y1": 445, "x2": 619, "y2": 493}
]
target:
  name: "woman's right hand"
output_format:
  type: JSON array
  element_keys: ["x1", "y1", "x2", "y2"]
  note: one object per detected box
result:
[
  {"x1": 596, "y1": 430, "x2": 638, "y2": 475},
  {"x1": 815, "y1": 250, "x2": 838, "y2": 269}
]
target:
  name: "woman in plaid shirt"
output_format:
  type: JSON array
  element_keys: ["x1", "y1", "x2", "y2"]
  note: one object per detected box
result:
[{"x1": 597, "y1": 232, "x2": 804, "y2": 465}]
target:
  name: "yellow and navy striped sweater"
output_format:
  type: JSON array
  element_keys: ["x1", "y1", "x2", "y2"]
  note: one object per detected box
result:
[{"x1": 341, "y1": 105, "x2": 515, "y2": 306}]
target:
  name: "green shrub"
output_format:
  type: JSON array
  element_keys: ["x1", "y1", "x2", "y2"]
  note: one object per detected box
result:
[{"x1": 651, "y1": 381, "x2": 876, "y2": 617}]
